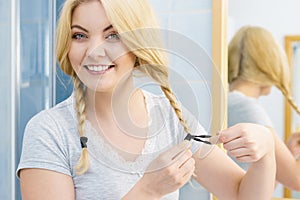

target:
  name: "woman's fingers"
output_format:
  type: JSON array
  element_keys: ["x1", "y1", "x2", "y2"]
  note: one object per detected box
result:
[
  {"x1": 228, "y1": 147, "x2": 261, "y2": 161},
  {"x1": 287, "y1": 132, "x2": 300, "y2": 146},
  {"x1": 223, "y1": 137, "x2": 247, "y2": 151},
  {"x1": 287, "y1": 132, "x2": 300, "y2": 157},
  {"x1": 141, "y1": 140, "x2": 195, "y2": 197},
  {"x1": 218, "y1": 123, "x2": 274, "y2": 163},
  {"x1": 176, "y1": 149, "x2": 193, "y2": 168},
  {"x1": 219, "y1": 124, "x2": 246, "y2": 143},
  {"x1": 181, "y1": 160, "x2": 195, "y2": 181},
  {"x1": 164, "y1": 140, "x2": 191, "y2": 161},
  {"x1": 180, "y1": 157, "x2": 195, "y2": 175},
  {"x1": 147, "y1": 141, "x2": 192, "y2": 171},
  {"x1": 228, "y1": 147, "x2": 249, "y2": 157}
]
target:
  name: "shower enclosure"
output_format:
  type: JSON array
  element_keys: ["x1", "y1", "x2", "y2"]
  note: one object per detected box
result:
[{"x1": 0, "y1": 0, "x2": 69, "y2": 199}]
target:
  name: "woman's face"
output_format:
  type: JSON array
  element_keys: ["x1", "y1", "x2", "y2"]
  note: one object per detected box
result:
[{"x1": 68, "y1": 0, "x2": 135, "y2": 92}]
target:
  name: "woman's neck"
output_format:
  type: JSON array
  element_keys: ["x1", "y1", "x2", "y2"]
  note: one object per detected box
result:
[
  {"x1": 84, "y1": 78, "x2": 148, "y2": 135},
  {"x1": 85, "y1": 75, "x2": 137, "y2": 121},
  {"x1": 229, "y1": 78, "x2": 262, "y2": 98}
]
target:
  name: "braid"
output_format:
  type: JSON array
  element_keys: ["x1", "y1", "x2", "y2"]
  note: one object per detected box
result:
[
  {"x1": 73, "y1": 76, "x2": 90, "y2": 174},
  {"x1": 161, "y1": 85, "x2": 191, "y2": 134},
  {"x1": 278, "y1": 84, "x2": 300, "y2": 115}
]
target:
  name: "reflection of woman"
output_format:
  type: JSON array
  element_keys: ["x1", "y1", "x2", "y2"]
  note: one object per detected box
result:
[
  {"x1": 228, "y1": 26, "x2": 300, "y2": 191},
  {"x1": 17, "y1": 1, "x2": 275, "y2": 199}
]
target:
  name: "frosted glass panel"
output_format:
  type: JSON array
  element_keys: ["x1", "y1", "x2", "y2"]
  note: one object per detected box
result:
[
  {"x1": 0, "y1": 0, "x2": 65, "y2": 199},
  {"x1": 0, "y1": 1, "x2": 12, "y2": 199},
  {"x1": 18, "y1": 0, "x2": 52, "y2": 156},
  {"x1": 15, "y1": 0, "x2": 55, "y2": 199}
]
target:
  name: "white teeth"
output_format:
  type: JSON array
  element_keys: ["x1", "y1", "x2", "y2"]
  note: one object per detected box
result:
[{"x1": 86, "y1": 65, "x2": 110, "y2": 72}]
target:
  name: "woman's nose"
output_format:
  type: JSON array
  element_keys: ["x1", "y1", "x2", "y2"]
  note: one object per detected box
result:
[{"x1": 86, "y1": 40, "x2": 106, "y2": 59}]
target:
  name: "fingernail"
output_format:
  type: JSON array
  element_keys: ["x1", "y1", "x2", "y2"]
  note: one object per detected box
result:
[
  {"x1": 220, "y1": 136, "x2": 226, "y2": 142},
  {"x1": 210, "y1": 135, "x2": 220, "y2": 144},
  {"x1": 192, "y1": 172, "x2": 197, "y2": 178}
]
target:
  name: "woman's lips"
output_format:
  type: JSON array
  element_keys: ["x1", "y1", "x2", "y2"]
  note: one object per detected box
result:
[{"x1": 84, "y1": 64, "x2": 115, "y2": 75}]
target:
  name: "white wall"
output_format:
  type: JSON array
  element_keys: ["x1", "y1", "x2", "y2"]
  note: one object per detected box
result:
[
  {"x1": 228, "y1": 0, "x2": 300, "y2": 197},
  {"x1": 149, "y1": 0, "x2": 213, "y2": 135}
]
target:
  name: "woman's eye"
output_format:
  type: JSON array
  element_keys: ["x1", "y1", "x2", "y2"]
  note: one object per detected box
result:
[
  {"x1": 106, "y1": 33, "x2": 120, "y2": 41},
  {"x1": 72, "y1": 33, "x2": 87, "y2": 40}
]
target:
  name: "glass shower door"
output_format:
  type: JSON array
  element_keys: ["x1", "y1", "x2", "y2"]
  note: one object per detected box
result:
[
  {"x1": 0, "y1": 0, "x2": 13, "y2": 199},
  {"x1": 0, "y1": 0, "x2": 57, "y2": 199},
  {"x1": 15, "y1": 1, "x2": 56, "y2": 199}
]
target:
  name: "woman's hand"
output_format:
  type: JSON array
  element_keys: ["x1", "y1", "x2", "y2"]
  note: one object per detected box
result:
[
  {"x1": 286, "y1": 132, "x2": 300, "y2": 158},
  {"x1": 124, "y1": 140, "x2": 195, "y2": 199},
  {"x1": 219, "y1": 123, "x2": 274, "y2": 162}
]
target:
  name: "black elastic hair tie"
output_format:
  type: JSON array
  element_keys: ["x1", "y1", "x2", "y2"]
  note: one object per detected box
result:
[
  {"x1": 80, "y1": 136, "x2": 88, "y2": 148},
  {"x1": 184, "y1": 133, "x2": 212, "y2": 145}
]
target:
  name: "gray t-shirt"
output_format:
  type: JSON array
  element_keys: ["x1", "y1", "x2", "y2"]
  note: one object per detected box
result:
[
  {"x1": 17, "y1": 90, "x2": 206, "y2": 200},
  {"x1": 228, "y1": 90, "x2": 273, "y2": 170},
  {"x1": 228, "y1": 91, "x2": 273, "y2": 127}
]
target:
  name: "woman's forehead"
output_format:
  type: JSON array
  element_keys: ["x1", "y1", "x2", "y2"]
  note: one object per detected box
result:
[{"x1": 71, "y1": 1, "x2": 112, "y2": 32}]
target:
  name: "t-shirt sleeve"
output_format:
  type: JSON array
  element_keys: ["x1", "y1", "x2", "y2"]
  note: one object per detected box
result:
[{"x1": 16, "y1": 111, "x2": 71, "y2": 178}]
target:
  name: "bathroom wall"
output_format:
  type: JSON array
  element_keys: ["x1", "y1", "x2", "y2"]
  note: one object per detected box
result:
[{"x1": 149, "y1": 0, "x2": 213, "y2": 199}]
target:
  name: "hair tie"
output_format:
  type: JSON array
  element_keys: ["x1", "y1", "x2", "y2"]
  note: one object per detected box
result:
[
  {"x1": 80, "y1": 136, "x2": 88, "y2": 148},
  {"x1": 184, "y1": 133, "x2": 211, "y2": 145}
]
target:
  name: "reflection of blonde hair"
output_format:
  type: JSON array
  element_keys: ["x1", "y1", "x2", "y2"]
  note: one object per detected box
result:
[
  {"x1": 56, "y1": 0, "x2": 190, "y2": 174},
  {"x1": 228, "y1": 26, "x2": 300, "y2": 115}
]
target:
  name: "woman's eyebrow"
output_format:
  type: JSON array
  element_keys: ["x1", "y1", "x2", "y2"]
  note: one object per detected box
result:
[
  {"x1": 71, "y1": 24, "x2": 113, "y2": 33},
  {"x1": 103, "y1": 24, "x2": 113, "y2": 32},
  {"x1": 71, "y1": 25, "x2": 89, "y2": 33}
]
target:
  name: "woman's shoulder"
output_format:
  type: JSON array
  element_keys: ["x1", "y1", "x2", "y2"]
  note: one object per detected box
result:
[
  {"x1": 18, "y1": 95, "x2": 77, "y2": 179},
  {"x1": 228, "y1": 90, "x2": 255, "y2": 100},
  {"x1": 142, "y1": 90, "x2": 175, "y2": 107},
  {"x1": 228, "y1": 91, "x2": 259, "y2": 107},
  {"x1": 50, "y1": 93, "x2": 75, "y2": 114},
  {"x1": 228, "y1": 91, "x2": 272, "y2": 126},
  {"x1": 27, "y1": 94, "x2": 76, "y2": 131}
]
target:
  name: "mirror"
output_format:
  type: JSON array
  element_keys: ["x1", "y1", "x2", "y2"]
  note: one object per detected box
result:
[
  {"x1": 228, "y1": 0, "x2": 300, "y2": 198},
  {"x1": 284, "y1": 35, "x2": 300, "y2": 198}
]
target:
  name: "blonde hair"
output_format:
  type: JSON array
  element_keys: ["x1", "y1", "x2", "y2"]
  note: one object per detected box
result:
[
  {"x1": 56, "y1": 0, "x2": 190, "y2": 174},
  {"x1": 228, "y1": 26, "x2": 300, "y2": 115}
]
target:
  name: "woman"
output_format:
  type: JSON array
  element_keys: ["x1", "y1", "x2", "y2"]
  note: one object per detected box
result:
[
  {"x1": 18, "y1": 1, "x2": 275, "y2": 199},
  {"x1": 228, "y1": 26, "x2": 300, "y2": 191}
]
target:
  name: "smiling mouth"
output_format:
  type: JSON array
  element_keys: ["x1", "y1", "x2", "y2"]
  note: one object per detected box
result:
[{"x1": 84, "y1": 65, "x2": 115, "y2": 73}]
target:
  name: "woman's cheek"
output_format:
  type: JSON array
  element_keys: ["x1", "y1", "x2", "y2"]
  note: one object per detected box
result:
[{"x1": 68, "y1": 44, "x2": 86, "y2": 71}]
